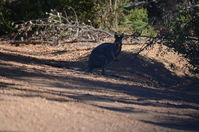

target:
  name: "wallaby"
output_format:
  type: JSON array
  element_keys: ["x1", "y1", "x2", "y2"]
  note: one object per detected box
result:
[{"x1": 86, "y1": 33, "x2": 124, "y2": 75}]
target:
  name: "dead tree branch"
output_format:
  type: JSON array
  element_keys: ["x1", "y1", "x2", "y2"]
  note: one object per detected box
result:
[{"x1": 12, "y1": 9, "x2": 113, "y2": 45}]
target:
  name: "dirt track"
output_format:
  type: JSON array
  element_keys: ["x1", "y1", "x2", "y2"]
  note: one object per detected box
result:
[{"x1": 0, "y1": 41, "x2": 199, "y2": 132}]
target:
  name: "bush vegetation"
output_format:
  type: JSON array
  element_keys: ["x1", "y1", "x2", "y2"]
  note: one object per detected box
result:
[{"x1": 163, "y1": 5, "x2": 199, "y2": 73}]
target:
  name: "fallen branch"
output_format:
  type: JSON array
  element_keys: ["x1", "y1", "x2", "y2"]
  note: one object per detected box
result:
[{"x1": 12, "y1": 9, "x2": 113, "y2": 45}]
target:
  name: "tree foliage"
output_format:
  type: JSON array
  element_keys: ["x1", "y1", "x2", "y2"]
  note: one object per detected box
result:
[
  {"x1": 162, "y1": 5, "x2": 199, "y2": 73},
  {"x1": 121, "y1": 8, "x2": 156, "y2": 36},
  {"x1": 0, "y1": 0, "x2": 14, "y2": 35}
]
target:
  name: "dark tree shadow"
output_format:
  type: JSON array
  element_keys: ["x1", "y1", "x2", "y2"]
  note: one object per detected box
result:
[
  {"x1": 1, "y1": 50, "x2": 199, "y2": 131},
  {"x1": 109, "y1": 52, "x2": 198, "y2": 89},
  {"x1": 141, "y1": 116, "x2": 199, "y2": 131},
  {"x1": 0, "y1": 50, "x2": 198, "y2": 102}
]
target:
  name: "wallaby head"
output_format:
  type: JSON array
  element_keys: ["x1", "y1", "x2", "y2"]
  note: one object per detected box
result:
[
  {"x1": 114, "y1": 33, "x2": 124, "y2": 45},
  {"x1": 114, "y1": 33, "x2": 124, "y2": 58}
]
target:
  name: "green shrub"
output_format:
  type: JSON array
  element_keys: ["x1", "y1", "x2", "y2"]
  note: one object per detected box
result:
[
  {"x1": 164, "y1": 7, "x2": 199, "y2": 73},
  {"x1": 92, "y1": 0, "x2": 123, "y2": 30},
  {"x1": 121, "y1": 8, "x2": 156, "y2": 36},
  {"x1": 0, "y1": 1, "x2": 14, "y2": 35}
]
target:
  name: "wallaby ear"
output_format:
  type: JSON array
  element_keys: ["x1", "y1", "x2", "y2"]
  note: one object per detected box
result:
[
  {"x1": 114, "y1": 32, "x2": 118, "y2": 38},
  {"x1": 121, "y1": 33, "x2": 124, "y2": 38}
]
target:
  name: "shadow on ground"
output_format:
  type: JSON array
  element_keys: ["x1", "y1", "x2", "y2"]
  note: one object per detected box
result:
[
  {"x1": 0, "y1": 50, "x2": 198, "y2": 101},
  {"x1": 141, "y1": 116, "x2": 199, "y2": 131},
  {"x1": 0, "y1": 50, "x2": 199, "y2": 131},
  {"x1": 0, "y1": 50, "x2": 198, "y2": 88}
]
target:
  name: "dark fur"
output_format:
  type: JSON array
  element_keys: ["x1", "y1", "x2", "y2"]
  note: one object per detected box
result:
[{"x1": 86, "y1": 33, "x2": 124, "y2": 74}]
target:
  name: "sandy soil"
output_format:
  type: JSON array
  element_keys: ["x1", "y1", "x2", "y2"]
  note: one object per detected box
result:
[{"x1": 0, "y1": 40, "x2": 199, "y2": 132}]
